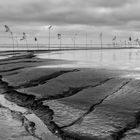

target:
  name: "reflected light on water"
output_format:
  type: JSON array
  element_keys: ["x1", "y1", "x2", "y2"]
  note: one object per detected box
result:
[
  {"x1": 37, "y1": 49, "x2": 140, "y2": 70},
  {"x1": 122, "y1": 74, "x2": 140, "y2": 79}
]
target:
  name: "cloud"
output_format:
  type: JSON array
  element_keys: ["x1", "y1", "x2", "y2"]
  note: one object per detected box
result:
[
  {"x1": 0, "y1": 0, "x2": 140, "y2": 39},
  {"x1": 0, "y1": 0, "x2": 136, "y2": 24}
]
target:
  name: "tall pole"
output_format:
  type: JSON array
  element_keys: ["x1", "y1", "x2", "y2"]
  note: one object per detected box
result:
[
  {"x1": 112, "y1": 36, "x2": 116, "y2": 48},
  {"x1": 100, "y1": 32, "x2": 103, "y2": 49},
  {"x1": 57, "y1": 34, "x2": 62, "y2": 50},
  {"x1": 4, "y1": 25, "x2": 15, "y2": 55},
  {"x1": 15, "y1": 37, "x2": 19, "y2": 48},
  {"x1": 48, "y1": 25, "x2": 52, "y2": 50},
  {"x1": 74, "y1": 33, "x2": 77, "y2": 49},
  {"x1": 25, "y1": 38, "x2": 29, "y2": 51},
  {"x1": 37, "y1": 41, "x2": 39, "y2": 50},
  {"x1": 20, "y1": 32, "x2": 28, "y2": 51},
  {"x1": 35, "y1": 37, "x2": 39, "y2": 50},
  {"x1": 129, "y1": 37, "x2": 132, "y2": 48},
  {"x1": 48, "y1": 28, "x2": 50, "y2": 50},
  {"x1": 86, "y1": 33, "x2": 87, "y2": 49},
  {"x1": 60, "y1": 38, "x2": 62, "y2": 50},
  {"x1": 125, "y1": 40, "x2": 127, "y2": 48},
  {"x1": 11, "y1": 32, "x2": 15, "y2": 54},
  {"x1": 72, "y1": 35, "x2": 75, "y2": 49},
  {"x1": 71, "y1": 33, "x2": 78, "y2": 49},
  {"x1": 24, "y1": 33, "x2": 28, "y2": 51}
]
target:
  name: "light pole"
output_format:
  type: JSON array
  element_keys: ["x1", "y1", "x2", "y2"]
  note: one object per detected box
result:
[{"x1": 48, "y1": 25, "x2": 52, "y2": 50}]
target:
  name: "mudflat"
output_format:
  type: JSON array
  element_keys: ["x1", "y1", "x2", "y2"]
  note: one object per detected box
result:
[{"x1": 0, "y1": 51, "x2": 140, "y2": 140}]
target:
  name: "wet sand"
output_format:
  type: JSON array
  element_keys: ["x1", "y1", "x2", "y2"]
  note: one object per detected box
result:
[{"x1": 0, "y1": 51, "x2": 140, "y2": 139}]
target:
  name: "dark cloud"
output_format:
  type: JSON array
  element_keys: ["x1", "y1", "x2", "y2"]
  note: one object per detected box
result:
[{"x1": 0, "y1": 0, "x2": 139, "y2": 34}]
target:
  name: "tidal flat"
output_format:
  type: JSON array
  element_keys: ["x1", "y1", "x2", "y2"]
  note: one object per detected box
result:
[{"x1": 0, "y1": 50, "x2": 140, "y2": 140}]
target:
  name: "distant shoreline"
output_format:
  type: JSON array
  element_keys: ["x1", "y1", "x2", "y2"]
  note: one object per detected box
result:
[{"x1": 0, "y1": 46, "x2": 140, "y2": 54}]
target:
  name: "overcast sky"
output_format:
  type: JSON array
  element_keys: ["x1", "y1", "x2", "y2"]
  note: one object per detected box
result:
[{"x1": 0, "y1": 0, "x2": 140, "y2": 44}]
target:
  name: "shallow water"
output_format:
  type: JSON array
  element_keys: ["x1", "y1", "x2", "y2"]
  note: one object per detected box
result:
[
  {"x1": 1, "y1": 49, "x2": 140, "y2": 139},
  {"x1": 37, "y1": 49, "x2": 140, "y2": 139},
  {"x1": 38, "y1": 49, "x2": 140, "y2": 70}
]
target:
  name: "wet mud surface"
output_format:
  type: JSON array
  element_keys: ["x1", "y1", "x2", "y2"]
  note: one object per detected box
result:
[{"x1": 0, "y1": 52, "x2": 140, "y2": 139}]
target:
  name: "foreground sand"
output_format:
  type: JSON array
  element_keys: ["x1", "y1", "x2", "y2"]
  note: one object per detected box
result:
[{"x1": 0, "y1": 51, "x2": 140, "y2": 140}]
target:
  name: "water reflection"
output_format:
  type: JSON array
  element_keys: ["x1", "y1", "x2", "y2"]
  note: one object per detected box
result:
[
  {"x1": 100, "y1": 50, "x2": 103, "y2": 62},
  {"x1": 38, "y1": 49, "x2": 140, "y2": 70},
  {"x1": 113, "y1": 51, "x2": 116, "y2": 61},
  {"x1": 129, "y1": 51, "x2": 132, "y2": 62}
]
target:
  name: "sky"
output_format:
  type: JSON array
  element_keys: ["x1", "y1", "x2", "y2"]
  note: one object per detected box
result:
[{"x1": 0, "y1": 0, "x2": 140, "y2": 45}]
